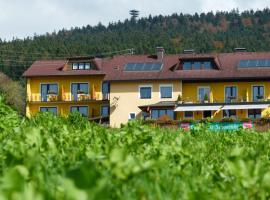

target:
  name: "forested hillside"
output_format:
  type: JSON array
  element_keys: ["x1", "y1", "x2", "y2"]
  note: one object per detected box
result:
[{"x1": 1, "y1": 8, "x2": 270, "y2": 80}]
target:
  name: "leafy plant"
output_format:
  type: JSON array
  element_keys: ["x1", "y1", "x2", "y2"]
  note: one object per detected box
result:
[
  {"x1": 0, "y1": 99, "x2": 270, "y2": 199},
  {"x1": 221, "y1": 117, "x2": 236, "y2": 122}
]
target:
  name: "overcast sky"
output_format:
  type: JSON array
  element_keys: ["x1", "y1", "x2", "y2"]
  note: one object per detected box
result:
[{"x1": 0, "y1": 0, "x2": 269, "y2": 40}]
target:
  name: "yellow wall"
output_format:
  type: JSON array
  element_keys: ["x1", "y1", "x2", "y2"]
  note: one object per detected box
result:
[
  {"x1": 28, "y1": 102, "x2": 106, "y2": 117},
  {"x1": 182, "y1": 81, "x2": 270, "y2": 103},
  {"x1": 110, "y1": 80, "x2": 182, "y2": 127},
  {"x1": 26, "y1": 75, "x2": 105, "y2": 117},
  {"x1": 181, "y1": 81, "x2": 270, "y2": 120}
]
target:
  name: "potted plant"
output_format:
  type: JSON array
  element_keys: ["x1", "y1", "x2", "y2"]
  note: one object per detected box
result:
[
  {"x1": 77, "y1": 90, "x2": 85, "y2": 94},
  {"x1": 47, "y1": 90, "x2": 57, "y2": 95},
  {"x1": 204, "y1": 93, "x2": 209, "y2": 103},
  {"x1": 177, "y1": 94, "x2": 182, "y2": 104}
]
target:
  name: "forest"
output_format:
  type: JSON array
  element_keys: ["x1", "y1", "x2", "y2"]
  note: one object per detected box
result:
[{"x1": 1, "y1": 9, "x2": 270, "y2": 80}]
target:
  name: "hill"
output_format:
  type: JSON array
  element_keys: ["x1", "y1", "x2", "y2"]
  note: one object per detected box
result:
[{"x1": 1, "y1": 8, "x2": 270, "y2": 79}]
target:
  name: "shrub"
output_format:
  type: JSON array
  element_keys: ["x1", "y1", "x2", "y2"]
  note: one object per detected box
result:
[
  {"x1": 240, "y1": 118, "x2": 252, "y2": 122},
  {"x1": 0, "y1": 73, "x2": 25, "y2": 114},
  {"x1": 221, "y1": 117, "x2": 236, "y2": 122},
  {"x1": 181, "y1": 119, "x2": 195, "y2": 123},
  {"x1": 200, "y1": 117, "x2": 214, "y2": 123}
]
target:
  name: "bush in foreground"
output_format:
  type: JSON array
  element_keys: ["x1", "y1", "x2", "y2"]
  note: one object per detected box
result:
[{"x1": 0, "y1": 104, "x2": 270, "y2": 199}]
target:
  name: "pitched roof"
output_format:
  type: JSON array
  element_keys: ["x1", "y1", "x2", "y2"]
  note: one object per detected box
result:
[
  {"x1": 23, "y1": 51, "x2": 270, "y2": 80},
  {"x1": 23, "y1": 59, "x2": 105, "y2": 77},
  {"x1": 102, "y1": 52, "x2": 270, "y2": 81}
]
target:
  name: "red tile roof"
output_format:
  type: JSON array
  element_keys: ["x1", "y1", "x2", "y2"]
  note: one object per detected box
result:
[
  {"x1": 23, "y1": 59, "x2": 105, "y2": 77},
  {"x1": 23, "y1": 52, "x2": 270, "y2": 81}
]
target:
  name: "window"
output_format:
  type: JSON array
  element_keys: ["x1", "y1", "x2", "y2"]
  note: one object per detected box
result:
[
  {"x1": 72, "y1": 62, "x2": 92, "y2": 70},
  {"x1": 41, "y1": 84, "x2": 58, "y2": 102},
  {"x1": 71, "y1": 106, "x2": 88, "y2": 117},
  {"x1": 203, "y1": 111, "x2": 212, "y2": 118},
  {"x1": 204, "y1": 61, "x2": 212, "y2": 69},
  {"x1": 129, "y1": 113, "x2": 136, "y2": 120},
  {"x1": 184, "y1": 111, "x2": 193, "y2": 118},
  {"x1": 193, "y1": 62, "x2": 201, "y2": 70},
  {"x1": 253, "y1": 86, "x2": 264, "y2": 101},
  {"x1": 182, "y1": 61, "x2": 213, "y2": 70},
  {"x1": 151, "y1": 109, "x2": 174, "y2": 119},
  {"x1": 101, "y1": 106, "x2": 109, "y2": 117},
  {"x1": 102, "y1": 82, "x2": 110, "y2": 100},
  {"x1": 71, "y1": 83, "x2": 89, "y2": 101},
  {"x1": 142, "y1": 112, "x2": 149, "y2": 120},
  {"x1": 183, "y1": 62, "x2": 192, "y2": 70},
  {"x1": 223, "y1": 110, "x2": 236, "y2": 118},
  {"x1": 139, "y1": 86, "x2": 152, "y2": 99},
  {"x1": 160, "y1": 85, "x2": 172, "y2": 98},
  {"x1": 198, "y1": 87, "x2": 210, "y2": 102},
  {"x1": 79, "y1": 63, "x2": 84, "y2": 70},
  {"x1": 248, "y1": 109, "x2": 261, "y2": 119},
  {"x1": 225, "y1": 86, "x2": 237, "y2": 102},
  {"x1": 72, "y1": 63, "x2": 78, "y2": 70},
  {"x1": 85, "y1": 63, "x2": 91, "y2": 70},
  {"x1": 40, "y1": 107, "x2": 57, "y2": 115}
]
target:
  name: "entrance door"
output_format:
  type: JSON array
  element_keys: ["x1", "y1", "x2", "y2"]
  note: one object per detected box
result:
[{"x1": 203, "y1": 111, "x2": 212, "y2": 118}]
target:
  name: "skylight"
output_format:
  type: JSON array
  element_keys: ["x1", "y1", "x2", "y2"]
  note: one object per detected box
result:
[
  {"x1": 238, "y1": 59, "x2": 270, "y2": 68},
  {"x1": 124, "y1": 62, "x2": 163, "y2": 71}
]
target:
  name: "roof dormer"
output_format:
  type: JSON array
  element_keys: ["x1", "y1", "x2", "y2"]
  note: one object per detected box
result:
[
  {"x1": 63, "y1": 56, "x2": 100, "y2": 71},
  {"x1": 175, "y1": 56, "x2": 220, "y2": 70}
]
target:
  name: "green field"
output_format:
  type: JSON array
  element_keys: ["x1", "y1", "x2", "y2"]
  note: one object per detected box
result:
[{"x1": 1, "y1": 99, "x2": 270, "y2": 200}]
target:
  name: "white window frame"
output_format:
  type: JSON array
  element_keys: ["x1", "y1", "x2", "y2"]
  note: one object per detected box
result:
[
  {"x1": 70, "y1": 82, "x2": 90, "y2": 101},
  {"x1": 40, "y1": 82, "x2": 59, "y2": 102},
  {"x1": 100, "y1": 105, "x2": 110, "y2": 117},
  {"x1": 129, "y1": 112, "x2": 136, "y2": 120},
  {"x1": 159, "y1": 84, "x2": 173, "y2": 99},
  {"x1": 222, "y1": 109, "x2": 237, "y2": 118},
  {"x1": 251, "y1": 85, "x2": 265, "y2": 101},
  {"x1": 70, "y1": 105, "x2": 89, "y2": 117},
  {"x1": 197, "y1": 86, "x2": 210, "y2": 101},
  {"x1": 138, "y1": 85, "x2": 152, "y2": 99},
  {"x1": 224, "y1": 85, "x2": 238, "y2": 102},
  {"x1": 39, "y1": 106, "x2": 58, "y2": 115}
]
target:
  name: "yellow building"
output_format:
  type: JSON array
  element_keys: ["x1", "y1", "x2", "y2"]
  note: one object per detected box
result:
[
  {"x1": 23, "y1": 48, "x2": 270, "y2": 127},
  {"x1": 24, "y1": 58, "x2": 110, "y2": 123}
]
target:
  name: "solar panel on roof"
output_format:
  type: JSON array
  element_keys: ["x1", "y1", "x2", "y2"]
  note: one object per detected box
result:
[
  {"x1": 238, "y1": 59, "x2": 270, "y2": 68},
  {"x1": 125, "y1": 63, "x2": 134, "y2": 71},
  {"x1": 143, "y1": 63, "x2": 152, "y2": 71},
  {"x1": 258, "y1": 59, "x2": 267, "y2": 67},
  {"x1": 238, "y1": 60, "x2": 248, "y2": 68},
  {"x1": 124, "y1": 62, "x2": 163, "y2": 71},
  {"x1": 248, "y1": 60, "x2": 258, "y2": 67},
  {"x1": 151, "y1": 63, "x2": 163, "y2": 70}
]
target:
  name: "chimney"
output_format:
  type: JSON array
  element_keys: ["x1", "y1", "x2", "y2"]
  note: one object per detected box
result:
[
  {"x1": 234, "y1": 47, "x2": 247, "y2": 52},
  {"x1": 156, "y1": 47, "x2": 165, "y2": 60},
  {"x1": 183, "y1": 49, "x2": 195, "y2": 54}
]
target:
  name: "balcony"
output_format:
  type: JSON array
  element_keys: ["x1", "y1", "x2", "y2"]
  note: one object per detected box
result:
[
  {"x1": 178, "y1": 96, "x2": 270, "y2": 105},
  {"x1": 27, "y1": 93, "x2": 110, "y2": 103}
]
